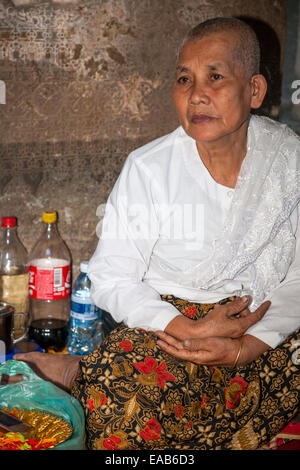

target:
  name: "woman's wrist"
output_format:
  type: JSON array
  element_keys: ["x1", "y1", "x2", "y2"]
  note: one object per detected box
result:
[
  {"x1": 238, "y1": 334, "x2": 270, "y2": 366},
  {"x1": 230, "y1": 337, "x2": 244, "y2": 368},
  {"x1": 63, "y1": 355, "x2": 82, "y2": 392},
  {"x1": 164, "y1": 314, "x2": 196, "y2": 340}
]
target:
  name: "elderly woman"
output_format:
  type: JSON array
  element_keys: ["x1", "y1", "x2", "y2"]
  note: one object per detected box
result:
[{"x1": 15, "y1": 17, "x2": 299, "y2": 450}]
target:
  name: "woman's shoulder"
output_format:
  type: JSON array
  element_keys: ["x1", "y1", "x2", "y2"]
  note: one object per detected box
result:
[
  {"x1": 251, "y1": 114, "x2": 300, "y2": 146},
  {"x1": 250, "y1": 114, "x2": 300, "y2": 173},
  {"x1": 128, "y1": 126, "x2": 186, "y2": 165}
]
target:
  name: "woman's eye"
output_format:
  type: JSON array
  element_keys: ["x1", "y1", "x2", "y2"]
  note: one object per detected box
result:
[
  {"x1": 177, "y1": 76, "x2": 190, "y2": 84},
  {"x1": 211, "y1": 73, "x2": 223, "y2": 81}
]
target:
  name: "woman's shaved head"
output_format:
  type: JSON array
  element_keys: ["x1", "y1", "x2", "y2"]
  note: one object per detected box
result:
[{"x1": 179, "y1": 17, "x2": 261, "y2": 78}]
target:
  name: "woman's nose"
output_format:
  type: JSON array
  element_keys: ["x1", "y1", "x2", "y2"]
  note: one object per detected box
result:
[{"x1": 189, "y1": 82, "x2": 210, "y2": 106}]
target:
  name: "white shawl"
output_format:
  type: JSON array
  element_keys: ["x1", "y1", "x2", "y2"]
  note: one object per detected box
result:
[{"x1": 158, "y1": 115, "x2": 300, "y2": 311}]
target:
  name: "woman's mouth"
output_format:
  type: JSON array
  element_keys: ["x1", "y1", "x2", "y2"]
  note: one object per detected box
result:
[{"x1": 191, "y1": 114, "x2": 214, "y2": 124}]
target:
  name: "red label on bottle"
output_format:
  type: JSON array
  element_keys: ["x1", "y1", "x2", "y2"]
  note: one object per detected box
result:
[{"x1": 29, "y1": 264, "x2": 71, "y2": 300}]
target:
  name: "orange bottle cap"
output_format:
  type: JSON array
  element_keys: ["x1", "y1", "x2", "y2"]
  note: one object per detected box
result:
[{"x1": 42, "y1": 212, "x2": 57, "y2": 223}]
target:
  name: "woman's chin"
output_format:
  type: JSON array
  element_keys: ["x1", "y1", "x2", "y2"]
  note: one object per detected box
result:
[
  {"x1": 185, "y1": 122, "x2": 248, "y2": 146},
  {"x1": 186, "y1": 128, "x2": 225, "y2": 144}
]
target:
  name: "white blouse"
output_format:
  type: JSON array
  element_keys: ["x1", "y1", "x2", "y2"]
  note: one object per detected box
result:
[{"x1": 88, "y1": 126, "x2": 300, "y2": 348}]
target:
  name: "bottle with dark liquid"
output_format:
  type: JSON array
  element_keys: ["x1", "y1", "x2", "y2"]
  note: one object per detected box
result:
[
  {"x1": 28, "y1": 318, "x2": 69, "y2": 352},
  {"x1": 28, "y1": 212, "x2": 71, "y2": 352},
  {"x1": 0, "y1": 217, "x2": 29, "y2": 338}
]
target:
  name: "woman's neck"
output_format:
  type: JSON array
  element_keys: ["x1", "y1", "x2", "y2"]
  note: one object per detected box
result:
[{"x1": 195, "y1": 123, "x2": 248, "y2": 189}]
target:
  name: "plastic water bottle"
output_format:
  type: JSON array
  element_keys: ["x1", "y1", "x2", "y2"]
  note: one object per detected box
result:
[{"x1": 67, "y1": 261, "x2": 103, "y2": 355}]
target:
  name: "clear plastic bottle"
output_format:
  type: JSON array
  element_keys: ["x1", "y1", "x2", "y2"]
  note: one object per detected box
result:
[
  {"x1": 0, "y1": 216, "x2": 29, "y2": 336},
  {"x1": 67, "y1": 261, "x2": 103, "y2": 355},
  {"x1": 28, "y1": 211, "x2": 71, "y2": 351}
]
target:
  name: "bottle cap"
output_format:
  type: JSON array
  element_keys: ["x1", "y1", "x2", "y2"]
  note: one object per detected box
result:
[
  {"x1": 80, "y1": 261, "x2": 89, "y2": 273},
  {"x1": 42, "y1": 211, "x2": 57, "y2": 223},
  {"x1": 1, "y1": 217, "x2": 16, "y2": 228}
]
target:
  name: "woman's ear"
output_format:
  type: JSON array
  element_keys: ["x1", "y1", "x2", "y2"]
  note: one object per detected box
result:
[{"x1": 250, "y1": 74, "x2": 268, "y2": 109}]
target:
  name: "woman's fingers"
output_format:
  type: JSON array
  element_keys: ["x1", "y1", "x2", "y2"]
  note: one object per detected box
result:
[
  {"x1": 157, "y1": 335, "x2": 238, "y2": 366},
  {"x1": 208, "y1": 298, "x2": 271, "y2": 338},
  {"x1": 233, "y1": 301, "x2": 271, "y2": 330},
  {"x1": 156, "y1": 338, "x2": 210, "y2": 363},
  {"x1": 156, "y1": 331, "x2": 209, "y2": 352},
  {"x1": 182, "y1": 337, "x2": 209, "y2": 351},
  {"x1": 213, "y1": 295, "x2": 250, "y2": 317},
  {"x1": 155, "y1": 330, "x2": 185, "y2": 349}
]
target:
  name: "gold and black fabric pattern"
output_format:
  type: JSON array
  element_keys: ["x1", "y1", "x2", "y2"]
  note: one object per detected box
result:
[{"x1": 71, "y1": 295, "x2": 300, "y2": 450}]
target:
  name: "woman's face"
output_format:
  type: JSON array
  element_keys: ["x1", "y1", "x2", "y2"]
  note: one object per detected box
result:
[{"x1": 173, "y1": 31, "x2": 256, "y2": 145}]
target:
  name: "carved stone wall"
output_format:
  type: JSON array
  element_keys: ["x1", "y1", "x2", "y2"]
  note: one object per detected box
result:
[{"x1": 0, "y1": 0, "x2": 287, "y2": 276}]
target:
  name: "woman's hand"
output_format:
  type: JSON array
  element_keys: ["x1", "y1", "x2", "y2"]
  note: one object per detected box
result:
[
  {"x1": 196, "y1": 297, "x2": 271, "y2": 339},
  {"x1": 156, "y1": 331, "x2": 238, "y2": 366},
  {"x1": 155, "y1": 331, "x2": 270, "y2": 367},
  {"x1": 13, "y1": 352, "x2": 81, "y2": 392},
  {"x1": 165, "y1": 296, "x2": 271, "y2": 341}
]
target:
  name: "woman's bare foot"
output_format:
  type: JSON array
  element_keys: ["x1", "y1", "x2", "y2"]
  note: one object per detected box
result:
[{"x1": 13, "y1": 352, "x2": 82, "y2": 392}]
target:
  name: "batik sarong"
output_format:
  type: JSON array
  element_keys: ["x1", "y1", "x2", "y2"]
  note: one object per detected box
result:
[{"x1": 71, "y1": 295, "x2": 300, "y2": 450}]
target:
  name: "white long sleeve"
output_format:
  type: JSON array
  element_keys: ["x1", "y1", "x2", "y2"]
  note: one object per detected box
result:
[{"x1": 88, "y1": 151, "x2": 182, "y2": 332}]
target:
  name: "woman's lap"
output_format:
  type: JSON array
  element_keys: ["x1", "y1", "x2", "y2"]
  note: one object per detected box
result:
[{"x1": 71, "y1": 297, "x2": 300, "y2": 450}]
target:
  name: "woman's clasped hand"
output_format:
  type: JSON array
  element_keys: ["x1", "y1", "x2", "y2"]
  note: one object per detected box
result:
[{"x1": 156, "y1": 296, "x2": 271, "y2": 367}]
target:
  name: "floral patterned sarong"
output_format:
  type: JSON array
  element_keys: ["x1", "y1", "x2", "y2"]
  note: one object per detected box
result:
[{"x1": 71, "y1": 295, "x2": 300, "y2": 450}]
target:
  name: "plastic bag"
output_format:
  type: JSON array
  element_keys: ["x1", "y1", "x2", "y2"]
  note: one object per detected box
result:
[{"x1": 0, "y1": 360, "x2": 86, "y2": 450}]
